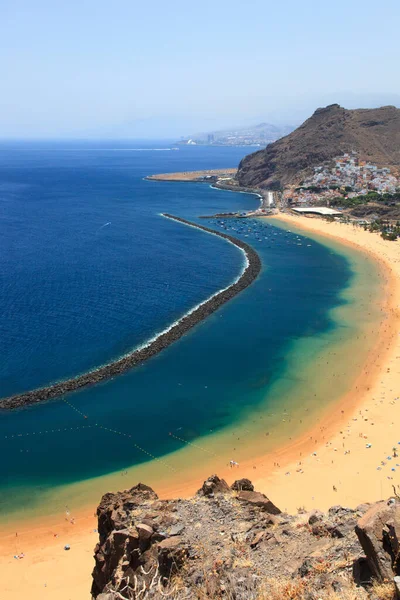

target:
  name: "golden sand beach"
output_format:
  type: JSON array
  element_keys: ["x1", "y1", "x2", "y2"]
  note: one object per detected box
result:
[{"x1": 2, "y1": 213, "x2": 400, "y2": 599}]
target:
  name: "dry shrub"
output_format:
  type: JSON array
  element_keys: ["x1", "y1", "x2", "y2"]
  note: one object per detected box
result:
[
  {"x1": 256, "y1": 578, "x2": 307, "y2": 599},
  {"x1": 371, "y1": 580, "x2": 396, "y2": 600},
  {"x1": 254, "y1": 576, "x2": 376, "y2": 600}
]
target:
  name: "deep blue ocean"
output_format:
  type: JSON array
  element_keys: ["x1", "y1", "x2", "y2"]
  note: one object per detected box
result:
[{"x1": 0, "y1": 141, "x2": 352, "y2": 511}]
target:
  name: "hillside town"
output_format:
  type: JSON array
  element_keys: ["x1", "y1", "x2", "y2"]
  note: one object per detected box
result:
[{"x1": 284, "y1": 152, "x2": 400, "y2": 206}]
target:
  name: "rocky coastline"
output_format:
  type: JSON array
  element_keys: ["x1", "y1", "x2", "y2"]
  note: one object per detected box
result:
[{"x1": 0, "y1": 214, "x2": 261, "y2": 411}]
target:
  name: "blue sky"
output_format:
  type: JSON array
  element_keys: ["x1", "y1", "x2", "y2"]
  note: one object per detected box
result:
[{"x1": 1, "y1": 0, "x2": 400, "y2": 138}]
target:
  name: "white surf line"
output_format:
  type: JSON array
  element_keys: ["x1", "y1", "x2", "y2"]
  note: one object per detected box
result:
[
  {"x1": 76, "y1": 213, "x2": 249, "y2": 363},
  {"x1": 0, "y1": 214, "x2": 259, "y2": 409}
]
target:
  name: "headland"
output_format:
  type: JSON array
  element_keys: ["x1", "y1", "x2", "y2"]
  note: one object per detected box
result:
[
  {"x1": 146, "y1": 168, "x2": 277, "y2": 217},
  {"x1": 145, "y1": 168, "x2": 237, "y2": 182}
]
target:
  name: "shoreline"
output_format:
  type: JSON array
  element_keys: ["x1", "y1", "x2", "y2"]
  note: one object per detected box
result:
[
  {"x1": 255, "y1": 213, "x2": 400, "y2": 508},
  {"x1": 110, "y1": 212, "x2": 397, "y2": 508},
  {"x1": 86, "y1": 212, "x2": 395, "y2": 511},
  {"x1": 0, "y1": 214, "x2": 261, "y2": 411},
  {"x1": 1, "y1": 212, "x2": 399, "y2": 599},
  {"x1": 2, "y1": 210, "x2": 399, "y2": 599}
]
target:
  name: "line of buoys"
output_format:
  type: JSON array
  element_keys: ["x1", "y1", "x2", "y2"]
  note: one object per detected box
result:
[
  {"x1": 168, "y1": 431, "x2": 217, "y2": 457},
  {"x1": 3, "y1": 425, "x2": 94, "y2": 440},
  {"x1": 96, "y1": 424, "x2": 176, "y2": 471},
  {"x1": 62, "y1": 398, "x2": 88, "y2": 419},
  {"x1": 3, "y1": 393, "x2": 177, "y2": 472}
]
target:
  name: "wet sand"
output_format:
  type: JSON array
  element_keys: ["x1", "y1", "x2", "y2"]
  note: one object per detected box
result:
[{"x1": 2, "y1": 214, "x2": 399, "y2": 599}]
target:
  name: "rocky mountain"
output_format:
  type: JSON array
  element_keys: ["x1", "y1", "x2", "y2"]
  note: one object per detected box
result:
[
  {"x1": 91, "y1": 475, "x2": 400, "y2": 599},
  {"x1": 237, "y1": 104, "x2": 400, "y2": 189}
]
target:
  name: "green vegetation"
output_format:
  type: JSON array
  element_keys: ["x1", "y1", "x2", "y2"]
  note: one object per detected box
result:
[
  {"x1": 382, "y1": 231, "x2": 399, "y2": 240},
  {"x1": 364, "y1": 219, "x2": 400, "y2": 240},
  {"x1": 330, "y1": 191, "x2": 400, "y2": 208},
  {"x1": 330, "y1": 196, "x2": 367, "y2": 208}
]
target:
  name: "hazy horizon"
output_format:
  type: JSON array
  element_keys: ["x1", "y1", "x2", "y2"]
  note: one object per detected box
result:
[{"x1": 1, "y1": 0, "x2": 400, "y2": 139}]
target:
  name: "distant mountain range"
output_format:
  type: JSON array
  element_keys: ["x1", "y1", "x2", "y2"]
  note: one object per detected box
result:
[
  {"x1": 237, "y1": 104, "x2": 400, "y2": 189},
  {"x1": 178, "y1": 122, "x2": 294, "y2": 146}
]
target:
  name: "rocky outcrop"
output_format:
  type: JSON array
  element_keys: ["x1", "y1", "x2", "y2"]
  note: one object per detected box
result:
[
  {"x1": 236, "y1": 490, "x2": 281, "y2": 514},
  {"x1": 91, "y1": 476, "x2": 398, "y2": 599},
  {"x1": 237, "y1": 104, "x2": 400, "y2": 189},
  {"x1": 197, "y1": 474, "x2": 232, "y2": 497},
  {"x1": 355, "y1": 499, "x2": 400, "y2": 581},
  {"x1": 231, "y1": 478, "x2": 254, "y2": 492}
]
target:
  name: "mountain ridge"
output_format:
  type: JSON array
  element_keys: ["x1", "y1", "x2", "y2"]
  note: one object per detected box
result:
[{"x1": 236, "y1": 104, "x2": 400, "y2": 189}]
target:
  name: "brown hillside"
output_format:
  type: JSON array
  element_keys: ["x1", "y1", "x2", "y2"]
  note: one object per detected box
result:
[{"x1": 237, "y1": 104, "x2": 400, "y2": 189}]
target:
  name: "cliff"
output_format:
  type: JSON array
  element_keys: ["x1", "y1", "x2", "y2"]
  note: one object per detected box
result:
[
  {"x1": 237, "y1": 104, "x2": 400, "y2": 189},
  {"x1": 91, "y1": 475, "x2": 400, "y2": 599}
]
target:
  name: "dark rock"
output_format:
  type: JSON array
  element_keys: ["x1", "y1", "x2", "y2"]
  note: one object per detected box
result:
[
  {"x1": 136, "y1": 523, "x2": 154, "y2": 551},
  {"x1": 151, "y1": 531, "x2": 167, "y2": 543},
  {"x1": 102, "y1": 535, "x2": 121, "y2": 568},
  {"x1": 136, "y1": 523, "x2": 153, "y2": 538},
  {"x1": 328, "y1": 519, "x2": 356, "y2": 539},
  {"x1": 157, "y1": 536, "x2": 188, "y2": 579},
  {"x1": 96, "y1": 484, "x2": 158, "y2": 544},
  {"x1": 355, "y1": 500, "x2": 400, "y2": 581},
  {"x1": 91, "y1": 484, "x2": 159, "y2": 597},
  {"x1": 311, "y1": 523, "x2": 330, "y2": 538},
  {"x1": 308, "y1": 510, "x2": 324, "y2": 525},
  {"x1": 311, "y1": 517, "x2": 354, "y2": 539},
  {"x1": 114, "y1": 529, "x2": 139, "y2": 556},
  {"x1": 197, "y1": 475, "x2": 232, "y2": 497},
  {"x1": 231, "y1": 479, "x2": 254, "y2": 492},
  {"x1": 128, "y1": 483, "x2": 158, "y2": 503},
  {"x1": 298, "y1": 558, "x2": 314, "y2": 577},
  {"x1": 237, "y1": 491, "x2": 281, "y2": 514},
  {"x1": 353, "y1": 557, "x2": 373, "y2": 586},
  {"x1": 329, "y1": 525, "x2": 346, "y2": 539},
  {"x1": 328, "y1": 505, "x2": 352, "y2": 517}
]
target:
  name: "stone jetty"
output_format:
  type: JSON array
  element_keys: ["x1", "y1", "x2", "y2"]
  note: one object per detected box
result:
[{"x1": 0, "y1": 214, "x2": 261, "y2": 410}]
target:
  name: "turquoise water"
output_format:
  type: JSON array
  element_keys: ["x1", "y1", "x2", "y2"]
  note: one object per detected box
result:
[{"x1": 0, "y1": 141, "x2": 354, "y2": 515}]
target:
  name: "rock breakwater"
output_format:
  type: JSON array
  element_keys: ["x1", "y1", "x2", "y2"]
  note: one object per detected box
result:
[{"x1": 0, "y1": 215, "x2": 261, "y2": 410}]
